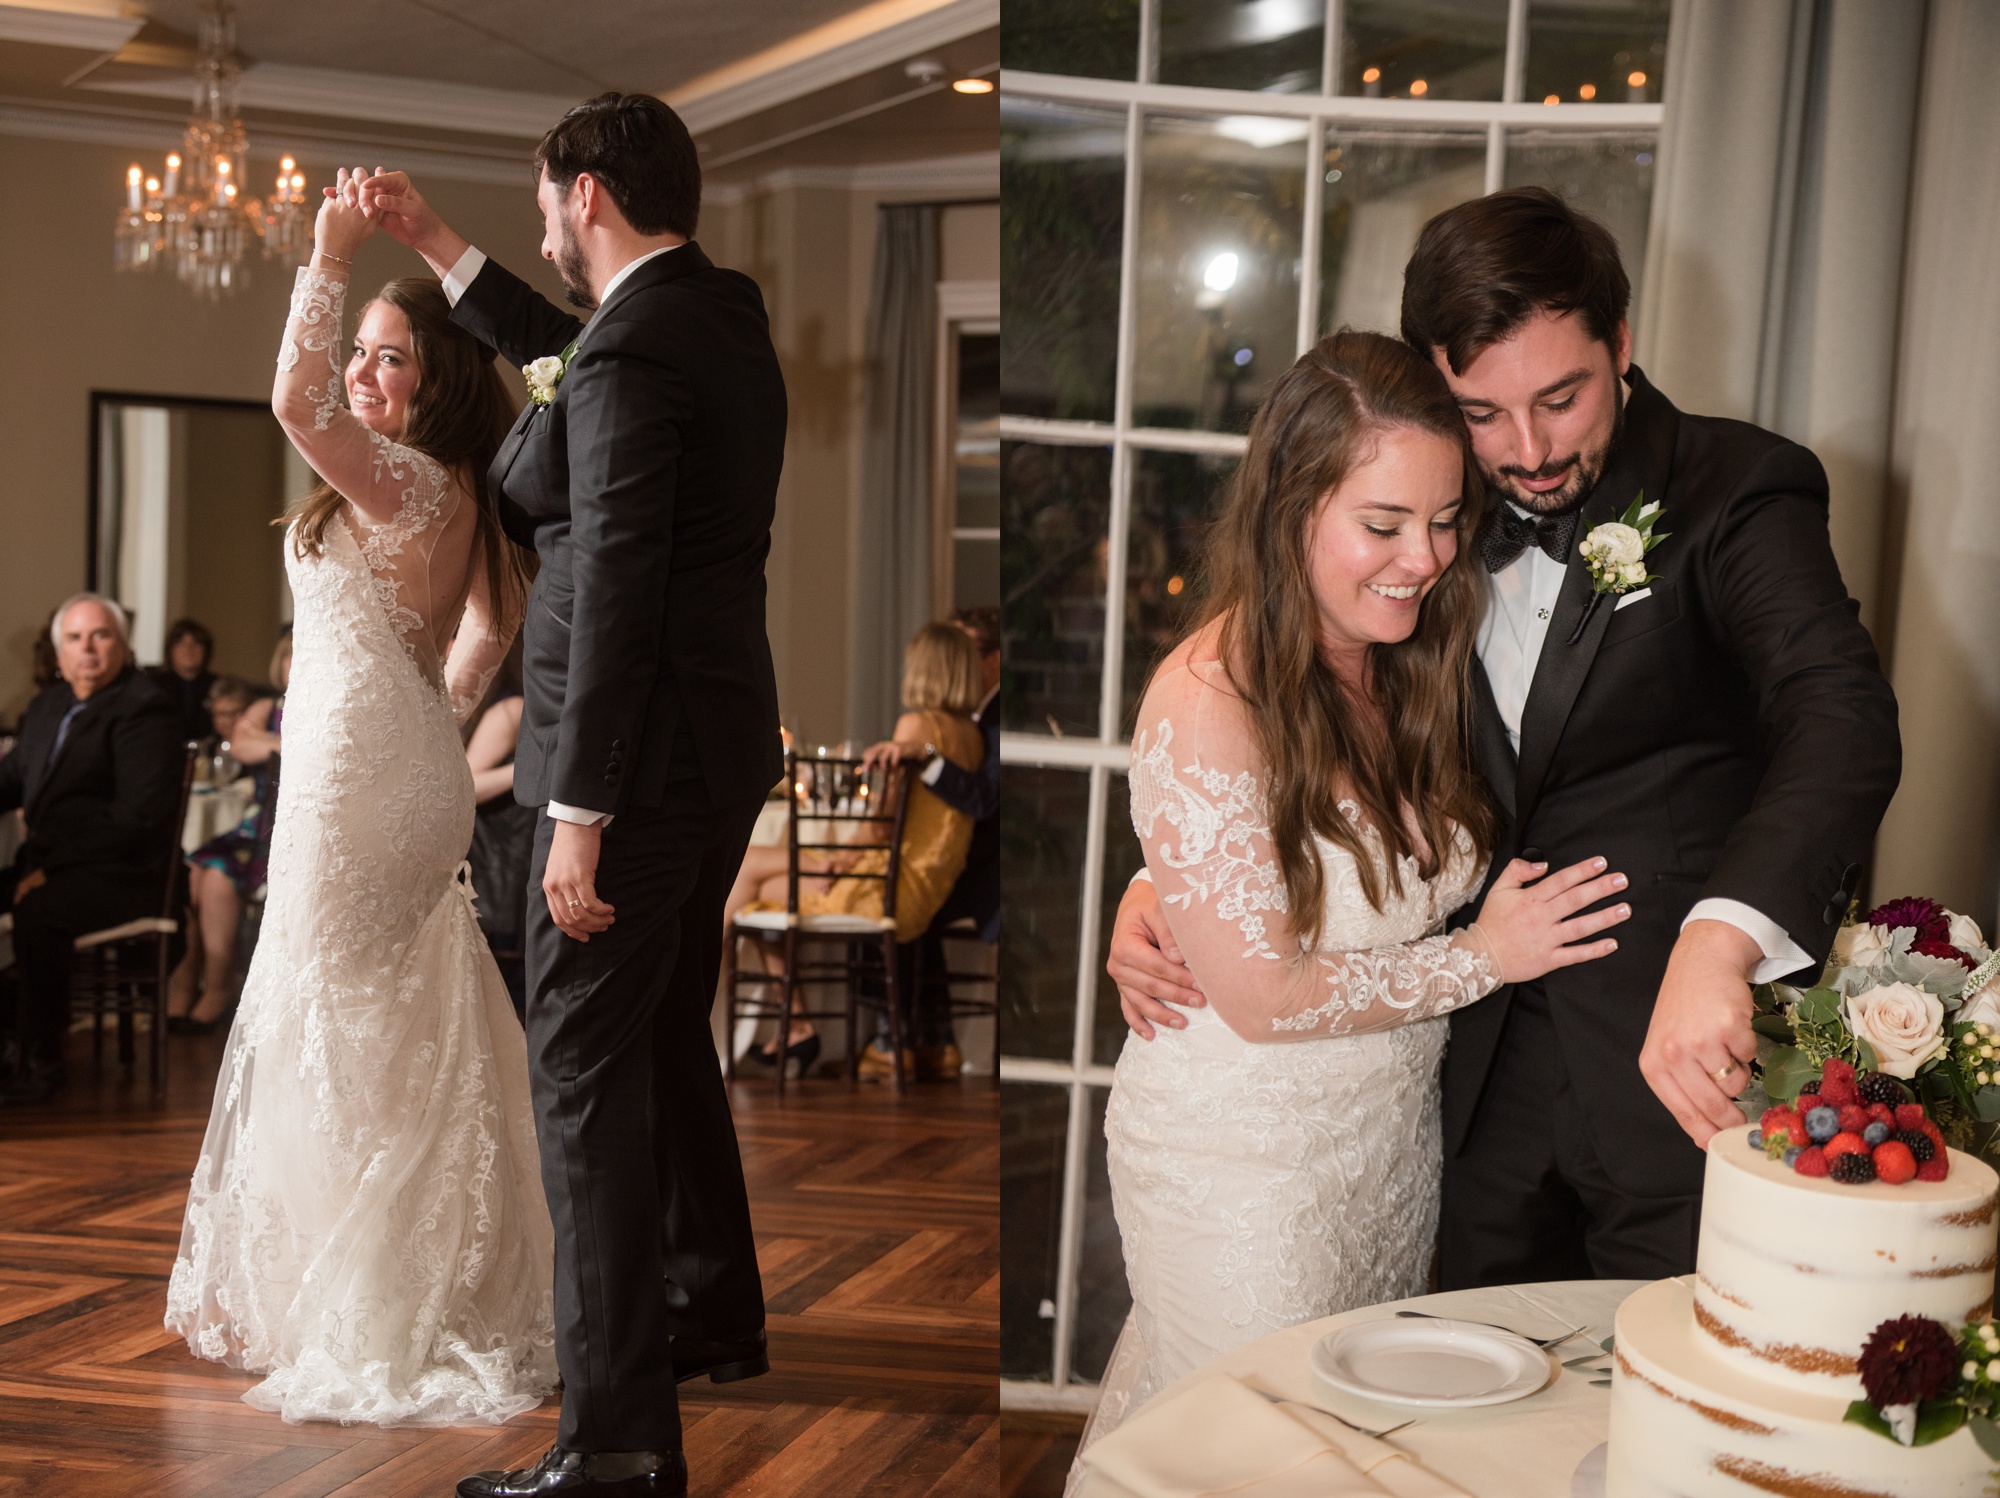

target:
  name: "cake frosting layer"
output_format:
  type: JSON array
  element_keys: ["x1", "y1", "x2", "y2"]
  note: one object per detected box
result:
[
  {"x1": 1609, "y1": 1276, "x2": 1991, "y2": 1498},
  {"x1": 1692, "y1": 1124, "x2": 1997, "y2": 1397}
]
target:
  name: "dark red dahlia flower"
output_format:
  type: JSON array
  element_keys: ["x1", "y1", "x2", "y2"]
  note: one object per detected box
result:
[
  {"x1": 1911, "y1": 939, "x2": 1977, "y2": 969},
  {"x1": 1866, "y1": 897, "x2": 1950, "y2": 944},
  {"x1": 1857, "y1": 1315, "x2": 1958, "y2": 1407}
]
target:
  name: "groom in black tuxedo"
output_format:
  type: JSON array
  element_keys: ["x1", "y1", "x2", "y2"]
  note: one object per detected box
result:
[
  {"x1": 1110, "y1": 189, "x2": 1900, "y2": 1287},
  {"x1": 362, "y1": 93, "x2": 783, "y2": 1498}
]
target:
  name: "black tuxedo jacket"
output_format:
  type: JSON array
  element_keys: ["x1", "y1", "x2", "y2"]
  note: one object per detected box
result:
[
  {"x1": 450, "y1": 246, "x2": 787, "y2": 817},
  {"x1": 0, "y1": 666, "x2": 184, "y2": 881},
  {"x1": 1442, "y1": 368, "x2": 1901, "y2": 1197}
]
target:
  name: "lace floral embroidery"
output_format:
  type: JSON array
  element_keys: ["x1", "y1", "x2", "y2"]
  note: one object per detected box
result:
[{"x1": 282, "y1": 267, "x2": 347, "y2": 430}]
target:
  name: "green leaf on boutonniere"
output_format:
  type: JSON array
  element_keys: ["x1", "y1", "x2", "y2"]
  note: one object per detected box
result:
[{"x1": 1844, "y1": 1398, "x2": 1968, "y2": 1446}]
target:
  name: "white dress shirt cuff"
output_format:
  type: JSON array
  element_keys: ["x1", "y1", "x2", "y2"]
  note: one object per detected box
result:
[
  {"x1": 547, "y1": 800, "x2": 612, "y2": 829},
  {"x1": 441, "y1": 245, "x2": 487, "y2": 305},
  {"x1": 1131, "y1": 867, "x2": 1153, "y2": 886},
  {"x1": 920, "y1": 755, "x2": 946, "y2": 787},
  {"x1": 1684, "y1": 897, "x2": 1814, "y2": 982}
]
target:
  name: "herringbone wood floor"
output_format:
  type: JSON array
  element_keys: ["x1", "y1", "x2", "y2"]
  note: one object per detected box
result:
[{"x1": 0, "y1": 1030, "x2": 997, "y2": 1497}]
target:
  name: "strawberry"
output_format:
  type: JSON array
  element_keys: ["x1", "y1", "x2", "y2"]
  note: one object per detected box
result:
[
  {"x1": 1894, "y1": 1103, "x2": 1929, "y2": 1131},
  {"x1": 1823, "y1": 1130, "x2": 1868, "y2": 1160},
  {"x1": 1873, "y1": 1141, "x2": 1917, "y2": 1185},
  {"x1": 1838, "y1": 1105, "x2": 1871, "y2": 1134},
  {"x1": 1764, "y1": 1111, "x2": 1807, "y2": 1152},
  {"x1": 1793, "y1": 1145, "x2": 1830, "y2": 1177},
  {"x1": 1917, "y1": 1156, "x2": 1950, "y2": 1183}
]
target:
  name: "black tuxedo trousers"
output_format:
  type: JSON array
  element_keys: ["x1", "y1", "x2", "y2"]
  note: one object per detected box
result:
[{"x1": 523, "y1": 728, "x2": 765, "y2": 1453}]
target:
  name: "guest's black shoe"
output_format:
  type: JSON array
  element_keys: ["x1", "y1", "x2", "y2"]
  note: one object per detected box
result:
[
  {"x1": 456, "y1": 1445, "x2": 686, "y2": 1497},
  {"x1": 745, "y1": 1032, "x2": 820, "y2": 1080},
  {"x1": 672, "y1": 1328, "x2": 769, "y2": 1385}
]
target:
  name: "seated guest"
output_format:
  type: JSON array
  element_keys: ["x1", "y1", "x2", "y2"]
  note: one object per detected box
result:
[
  {"x1": 0, "y1": 594, "x2": 183, "y2": 1103},
  {"x1": 167, "y1": 644, "x2": 288, "y2": 1035},
  {"x1": 146, "y1": 617, "x2": 218, "y2": 745},
  {"x1": 725, "y1": 623, "x2": 987, "y2": 1077},
  {"x1": 465, "y1": 640, "x2": 534, "y2": 1024}
]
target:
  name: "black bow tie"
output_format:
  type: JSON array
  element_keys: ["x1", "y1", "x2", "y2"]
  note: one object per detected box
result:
[{"x1": 1480, "y1": 504, "x2": 1580, "y2": 573}]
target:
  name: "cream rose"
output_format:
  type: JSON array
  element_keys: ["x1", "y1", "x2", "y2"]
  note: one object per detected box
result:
[
  {"x1": 1584, "y1": 521, "x2": 1645, "y2": 566},
  {"x1": 528, "y1": 355, "x2": 565, "y2": 387},
  {"x1": 1959, "y1": 984, "x2": 2000, "y2": 1032},
  {"x1": 1833, "y1": 922, "x2": 1892, "y2": 968},
  {"x1": 1844, "y1": 981, "x2": 1945, "y2": 1078},
  {"x1": 1948, "y1": 911, "x2": 1992, "y2": 962}
]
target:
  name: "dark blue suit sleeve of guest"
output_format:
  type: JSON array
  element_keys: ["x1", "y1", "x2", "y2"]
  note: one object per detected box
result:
[{"x1": 925, "y1": 711, "x2": 1000, "y2": 821}]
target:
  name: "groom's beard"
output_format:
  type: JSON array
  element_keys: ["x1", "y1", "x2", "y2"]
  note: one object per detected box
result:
[
  {"x1": 1485, "y1": 395, "x2": 1626, "y2": 517},
  {"x1": 555, "y1": 210, "x2": 596, "y2": 310}
]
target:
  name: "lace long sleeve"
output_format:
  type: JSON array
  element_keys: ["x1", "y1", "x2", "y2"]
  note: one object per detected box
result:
[
  {"x1": 442, "y1": 563, "x2": 514, "y2": 726},
  {"x1": 1128, "y1": 654, "x2": 1500, "y2": 1045}
]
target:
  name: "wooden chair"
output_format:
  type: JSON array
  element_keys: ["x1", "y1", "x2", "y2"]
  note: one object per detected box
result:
[
  {"x1": 66, "y1": 740, "x2": 200, "y2": 1095},
  {"x1": 910, "y1": 913, "x2": 1000, "y2": 1080},
  {"x1": 725, "y1": 750, "x2": 914, "y2": 1097}
]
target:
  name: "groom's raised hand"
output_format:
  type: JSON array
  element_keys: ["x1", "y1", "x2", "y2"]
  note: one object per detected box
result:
[
  {"x1": 1639, "y1": 919, "x2": 1764, "y2": 1147},
  {"x1": 355, "y1": 169, "x2": 468, "y2": 280}
]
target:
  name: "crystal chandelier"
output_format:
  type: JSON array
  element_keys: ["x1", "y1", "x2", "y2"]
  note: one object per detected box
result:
[{"x1": 113, "y1": 1, "x2": 311, "y2": 299}]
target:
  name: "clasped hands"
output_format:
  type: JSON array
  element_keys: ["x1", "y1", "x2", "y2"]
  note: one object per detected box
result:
[{"x1": 1106, "y1": 862, "x2": 1765, "y2": 1146}]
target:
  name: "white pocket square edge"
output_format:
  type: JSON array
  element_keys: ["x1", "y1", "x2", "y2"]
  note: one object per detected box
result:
[{"x1": 1613, "y1": 587, "x2": 1653, "y2": 611}]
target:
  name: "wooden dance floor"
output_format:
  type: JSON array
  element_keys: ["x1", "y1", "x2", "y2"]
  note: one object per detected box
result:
[{"x1": 0, "y1": 1030, "x2": 998, "y2": 1496}]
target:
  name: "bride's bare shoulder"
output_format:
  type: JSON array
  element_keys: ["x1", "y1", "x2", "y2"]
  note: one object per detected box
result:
[{"x1": 1135, "y1": 618, "x2": 1250, "y2": 732}]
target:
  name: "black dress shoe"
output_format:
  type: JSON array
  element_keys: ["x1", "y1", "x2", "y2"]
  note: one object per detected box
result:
[
  {"x1": 672, "y1": 1328, "x2": 769, "y2": 1385},
  {"x1": 456, "y1": 1445, "x2": 686, "y2": 1498}
]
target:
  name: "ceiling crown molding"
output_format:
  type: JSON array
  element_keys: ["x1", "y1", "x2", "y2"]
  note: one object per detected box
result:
[
  {"x1": 668, "y1": 0, "x2": 996, "y2": 135},
  {"x1": 77, "y1": 59, "x2": 577, "y2": 139},
  {"x1": 703, "y1": 148, "x2": 996, "y2": 205},
  {"x1": 0, "y1": 1, "x2": 143, "y2": 51}
]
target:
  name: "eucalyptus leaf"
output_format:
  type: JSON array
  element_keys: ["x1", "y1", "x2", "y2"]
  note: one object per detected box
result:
[
  {"x1": 1971, "y1": 1415, "x2": 2000, "y2": 1462},
  {"x1": 1760, "y1": 1046, "x2": 1815, "y2": 1102},
  {"x1": 1798, "y1": 988, "x2": 1842, "y2": 1026},
  {"x1": 1589, "y1": 1378, "x2": 1612, "y2": 1388},
  {"x1": 1855, "y1": 1036, "x2": 1880, "y2": 1072},
  {"x1": 1751, "y1": 1014, "x2": 1798, "y2": 1042},
  {"x1": 1600, "y1": 1335, "x2": 1615, "y2": 1354},
  {"x1": 1973, "y1": 1086, "x2": 2000, "y2": 1124},
  {"x1": 1563, "y1": 1354, "x2": 1609, "y2": 1369}
]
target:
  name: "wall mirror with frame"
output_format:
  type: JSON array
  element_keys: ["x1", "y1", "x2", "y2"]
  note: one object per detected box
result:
[{"x1": 88, "y1": 392, "x2": 310, "y2": 685}]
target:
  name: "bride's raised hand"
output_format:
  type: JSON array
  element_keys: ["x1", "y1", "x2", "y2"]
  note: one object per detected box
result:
[
  {"x1": 1469, "y1": 855, "x2": 1631, "y2": 983},
  {"x1": 312, "y1": 167, "x2": 375, "y2": 263}
]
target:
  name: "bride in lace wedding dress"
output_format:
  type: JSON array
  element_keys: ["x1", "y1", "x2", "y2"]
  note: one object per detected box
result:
[
  {"x1": 1075, "y1": 334, "x2": 1629, "y2": 1467},
  {"x1": 165, "y1": 177, "x2": 556, "y2": 1425}
]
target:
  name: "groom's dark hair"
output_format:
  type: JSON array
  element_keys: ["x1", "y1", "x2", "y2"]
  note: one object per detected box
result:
[
  {"x1": 535, "y1": 92, "x2": 700, "y2": 238},
  {"x1": 1400, "y1": 187, "x2": 1629, "y2": 375}
]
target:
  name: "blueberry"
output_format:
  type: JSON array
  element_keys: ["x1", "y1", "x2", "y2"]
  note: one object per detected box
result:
[
  {"x1": 1863, "y1": 1121, "x2": 1891, "y2": 1146},
  {"x1": 1806, "y1": 1106, "x2": 1839, "y2": 1142},
  {"x1": 1748, "y1": 1128, "x2": 1764, "y2": 1150},
  {"x1": 1783, "y1": 1146, "x2": 1803, "y2": 1167}
]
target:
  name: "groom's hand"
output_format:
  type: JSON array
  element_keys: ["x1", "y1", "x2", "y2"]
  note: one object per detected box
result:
[
  {"x1": 1108, "y1": 876, "x2": 1206, "y2": 1041},
  {"x1": 1640, "y1": 919, "x2": 1763, "y2": 1146},
  {"x1": 355, "y1": 169, "x2": 468, "y2": 280},
  {"x1": 545, "y1": 819, "x2": 615, "y2": 942}
]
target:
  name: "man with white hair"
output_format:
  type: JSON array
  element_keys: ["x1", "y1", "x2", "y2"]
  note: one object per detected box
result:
[{"x1": 0, "y1": 593, "x2": 183, "y2": 1104}]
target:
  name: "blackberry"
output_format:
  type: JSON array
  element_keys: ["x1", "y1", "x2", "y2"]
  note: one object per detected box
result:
[
  {"x1": 1896, "y1": 1129, "x2": 1936, "y2": 1163},
  {"x1": 1857, "y1": 1072, "x2": 1908, "y2": 1106},
  {"x1": 1830, "y1": 1151, "x2": 1878, "y2": 1185}
]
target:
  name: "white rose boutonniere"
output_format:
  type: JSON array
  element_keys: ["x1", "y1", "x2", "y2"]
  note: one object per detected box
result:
[
  {"x1": 1578, "y1": 493, "x2": 1667, "y2": 596},
  {"x1": 1843, "y1": 981, "x2": 1945, "y2": 1078},
  {"x1": 523, "y1": 337, "x2": 581, "y2": 408}
]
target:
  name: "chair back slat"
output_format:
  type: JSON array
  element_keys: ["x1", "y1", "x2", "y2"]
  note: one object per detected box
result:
[{"x1": 783, "y1": 750, "x2": 917, "y2": 922}]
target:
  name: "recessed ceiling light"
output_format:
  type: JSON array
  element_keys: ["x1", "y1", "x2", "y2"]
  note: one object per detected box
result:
[{"x1": 952, "y1": 77, "x2": 994, "y2": 94}]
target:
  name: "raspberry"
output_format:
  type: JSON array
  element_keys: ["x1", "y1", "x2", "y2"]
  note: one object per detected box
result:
[
  {"x1": 1824, "y1": 1130, "x2": 1868, "y2": 1160},
  {"x1": 1831, "y1": 1151, "x2": 1878, "y2": 1184},
  {"x1": 1797, "y1": 1090, "x2": 1821, "y2": 1113},
  {"x1": 1874, "y1": 1141, "x2": 1917, "y2": 1184},
  {"x1": 1895, "y1": 1103, "x2": 1929, "y2": 1131},
  {"x1": 1804, "y1": 1106, "x2": 1839, "y2": 1143},
  {"x1": 1867, "y1": 1102, "x2": 1896, "y2": 1125},
  {"x1": 1821, "y1": 1078, "x2": 1862, "y2": 1108},
  {"x1": 1822, "y1": 1057, "x2": 1856, "y2": 1086},
  {"x1": 1917, "y1": 1156, "x2": 1950, "y2": 1182},
  {"x1": 1838, "y1": 1105, "x2": 1872, "y2": 1134},
  {"x1": 1896, "y1": 1129, "x2": 1937, "y2": 1163},
  {"x1": 1858, "y1": 1073, "x2": 1909, "y2": 1106},
  {"x1": 1793, "y1": 1145, "x2": 1830, "y2": 1177}
]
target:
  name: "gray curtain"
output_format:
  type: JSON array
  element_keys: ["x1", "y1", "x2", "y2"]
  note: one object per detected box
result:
[
  {"x1": 846, "y1": 205, "x2": 939, "y2": 741},
  {"x1": 1638, "y1": 0, "x2": 2000, "y2": 923}
]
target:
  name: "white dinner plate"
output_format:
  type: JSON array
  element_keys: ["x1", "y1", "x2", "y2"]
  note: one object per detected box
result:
[{"x1": 1308, "y1": 1317, "x2": 1551, "y2": 1408}]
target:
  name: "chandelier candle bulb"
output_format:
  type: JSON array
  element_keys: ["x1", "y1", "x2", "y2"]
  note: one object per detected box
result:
[
  {"x1": 164, "y1": 153, "x2": 179, "y2": 196},
  {"x1": 126, "y1": 166, "x2": 142, "y2": 211}
]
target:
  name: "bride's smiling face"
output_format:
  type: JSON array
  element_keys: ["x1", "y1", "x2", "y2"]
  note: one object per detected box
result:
[
  {"x1": 1303, "y1": 424, "x2": 1466, "y2": 661},
  {"x1": 346, "y1": 301, "x2": 420, "y2": 442}
]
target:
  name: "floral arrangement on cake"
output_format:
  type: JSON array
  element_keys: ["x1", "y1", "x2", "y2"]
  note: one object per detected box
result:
[
  {"x1": 1844, "y1": 1311, "x2": 2000, "y2": 1462},
  {"x1": 1750, "y1": 895, "x2": 2000, "y2": 1165}
]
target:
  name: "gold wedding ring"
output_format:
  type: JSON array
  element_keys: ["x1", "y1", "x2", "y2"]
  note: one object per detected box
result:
[{"x1": 1712, "y1": 1060, "x2": 1738, "y2": 1083}]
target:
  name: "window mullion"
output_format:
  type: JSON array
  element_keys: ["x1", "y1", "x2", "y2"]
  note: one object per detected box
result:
[
  {"x1": 1323, "y1": 0, "x2": 1343, "y2": 96},
  {"x1": 1297, "y1": 116, "x2": 1327, "y2": 356},
  {"x1": 1138, "y1": 0, "x2": 1159, "y2": 85}
]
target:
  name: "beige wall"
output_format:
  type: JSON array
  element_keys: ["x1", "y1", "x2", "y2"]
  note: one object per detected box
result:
[
  {"x1": 179, "y1": 404, "x2": 289, "y2": 684},
  {"x1": 0, "y1": 131, "x2": 566, "y2": 719}
]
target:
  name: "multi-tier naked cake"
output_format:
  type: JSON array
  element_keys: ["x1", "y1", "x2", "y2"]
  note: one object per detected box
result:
[{"x1": 1609, "y1": 1111, "x2": 1999, "y2": 1495}]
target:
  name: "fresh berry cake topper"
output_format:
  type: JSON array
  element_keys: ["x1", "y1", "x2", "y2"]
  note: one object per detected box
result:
[{"x1": 1749, "y1": 1056, "x2": 1947, "y2": 1186}]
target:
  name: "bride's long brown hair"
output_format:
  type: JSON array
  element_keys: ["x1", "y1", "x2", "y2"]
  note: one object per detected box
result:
[
  {"x1": 1191, "y1": 330, "x2": 1494, "y2": 943},
  {"x1": 280, "y1": 278, "x2": 528, "y2": 633}
]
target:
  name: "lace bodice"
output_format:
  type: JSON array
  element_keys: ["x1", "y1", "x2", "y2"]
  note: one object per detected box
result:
[
  {"x1": 274, "y1": 266, "x2": 507, "y2": 720},
  {"x1": 1128, "y1": 647, "x2": 1499, "y2": 1043}
]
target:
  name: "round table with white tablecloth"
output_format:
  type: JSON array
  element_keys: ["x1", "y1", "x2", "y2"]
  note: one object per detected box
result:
[
  {"x1": 182, "y1": 777, "x2": 258, "y2": 854},
  {"x1": 1074, "y1": 1279, "x2": 1643, "y2": 1498}
]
